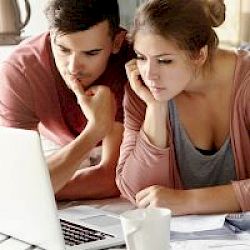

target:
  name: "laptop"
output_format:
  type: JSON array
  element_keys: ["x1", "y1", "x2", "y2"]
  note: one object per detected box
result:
[{"x1": 0, "y1": 126, "x2": 125, "y2": 250}]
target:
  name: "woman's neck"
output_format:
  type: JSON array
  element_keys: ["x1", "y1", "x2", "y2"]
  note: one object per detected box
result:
[{"x1": 183, "y1": 49, "x2": 236, "y2": 98}]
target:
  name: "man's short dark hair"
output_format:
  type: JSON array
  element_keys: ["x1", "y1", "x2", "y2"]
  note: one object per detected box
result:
[{"x1": 44, "y1": 0, "x2": 120, "y2": 37}]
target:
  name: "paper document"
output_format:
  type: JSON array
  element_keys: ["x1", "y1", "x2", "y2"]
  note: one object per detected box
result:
[
  {"x1": 172, "y1": 239, "x2": 250, "y2": 250},
  {"x1": 171, "y1": 214, "x2": 227, "y2": 233},
  {"x1": 170, "y1": 213, "x2": 250, "y2": 241}
]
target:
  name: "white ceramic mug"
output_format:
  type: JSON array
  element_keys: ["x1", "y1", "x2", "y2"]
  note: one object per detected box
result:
[{"x1": 120, "y1": 207, "x2": 171, "y2": 250}]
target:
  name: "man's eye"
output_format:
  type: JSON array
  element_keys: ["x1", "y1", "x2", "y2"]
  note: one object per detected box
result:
[
  {"x1": 58, "y1": 46, "x2": 70, "y2": 53},
  {"x1": 85, "y1": 51, "x2": 100, "y2": 56}
]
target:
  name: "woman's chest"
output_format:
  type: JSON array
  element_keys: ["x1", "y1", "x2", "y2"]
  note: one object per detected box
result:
[{"x1": 174, "y1": 92, "x2": 232, "y2": 150}]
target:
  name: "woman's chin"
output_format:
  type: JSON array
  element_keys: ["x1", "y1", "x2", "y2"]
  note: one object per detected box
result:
[{"x1": 153, "y1": 94, "x2": 168, "y2": 102}]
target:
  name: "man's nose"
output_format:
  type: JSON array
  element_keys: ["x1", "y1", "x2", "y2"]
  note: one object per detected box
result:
[{"x1": 67, "y1": 54, "x2": 82, "y2": 75}]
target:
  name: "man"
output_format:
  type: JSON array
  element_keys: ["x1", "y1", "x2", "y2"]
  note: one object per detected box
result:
[{"x1": 0, "y1": 0, "x2": 132, "y2": 200}]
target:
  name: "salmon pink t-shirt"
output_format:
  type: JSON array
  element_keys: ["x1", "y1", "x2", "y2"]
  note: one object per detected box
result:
[{"x1": 0, "y1": 32, "x2": 132, "y2": 145}]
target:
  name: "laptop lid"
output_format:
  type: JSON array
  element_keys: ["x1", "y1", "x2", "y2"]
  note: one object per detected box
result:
[
  {"x1": 0, "y1": 126, "x2": 125, "y2": 250},
  {"x1": 0, "y1": 126, "x2": 65, "y2": 250}
]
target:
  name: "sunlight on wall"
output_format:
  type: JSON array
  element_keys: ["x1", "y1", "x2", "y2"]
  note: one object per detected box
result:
[
  {"x1": 19, "y1": 0, "x2": 248, "y2": 47},
  {"x1": 215, "y1": 0, "x2": 241, "y2": 46},
  {"x1": 216, "y1": 0, "x2": 250, "y2": 46}
]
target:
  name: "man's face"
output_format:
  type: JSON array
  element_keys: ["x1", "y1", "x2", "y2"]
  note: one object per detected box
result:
[{"x1": 51, "y1": 20, "x2": 117, "y2": 90}]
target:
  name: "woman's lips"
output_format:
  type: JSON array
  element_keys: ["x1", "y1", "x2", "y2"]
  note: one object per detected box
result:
[{"x1": 149, "y1": 86, "x2": 166, "y2": 93}]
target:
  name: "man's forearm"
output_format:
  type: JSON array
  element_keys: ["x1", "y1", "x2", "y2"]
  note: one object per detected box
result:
[
  {"x1": 55, "y1": 164, "x2": 120, "y2": 200},
  {"x1": 55, "y1": 122, "x2": 124, "y2": 200},
  {"x1": 48, "y1": 123, "x2": 104, "y2": 193}
]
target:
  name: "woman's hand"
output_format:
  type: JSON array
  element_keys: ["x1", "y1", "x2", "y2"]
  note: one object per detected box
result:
[
  {"x1": 125, "y1": 59, "x2": 155, "y2": 105},
  {"x1": 135, "y1": 185, "x2": 193, "y2": 215},
  {"x1": 135, "y1": 184, "x2": 241, "y2": 215}
]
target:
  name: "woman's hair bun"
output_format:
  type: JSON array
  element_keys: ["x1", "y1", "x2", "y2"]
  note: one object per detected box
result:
[{"x1": 206, "y1": 0, "x2": 226, "y2": 27}]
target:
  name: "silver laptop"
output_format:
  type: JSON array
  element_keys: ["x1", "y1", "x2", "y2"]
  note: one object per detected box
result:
[{"x1": 0, "y1": 126, "x2": 125, "y2": 250}]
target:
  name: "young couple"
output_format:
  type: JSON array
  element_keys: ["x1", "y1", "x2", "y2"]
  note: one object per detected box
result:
[{"x1": 1, "y1": 0, "x2": 250, "y2": 215}]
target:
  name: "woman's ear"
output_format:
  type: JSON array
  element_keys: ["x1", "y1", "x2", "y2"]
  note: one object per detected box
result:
[
  {"x1": 112, "y1": 30, "x2": 126, "y2": 54},
  {"x1": 194, "y1": 45, "x2": 208, "y2": 66}
]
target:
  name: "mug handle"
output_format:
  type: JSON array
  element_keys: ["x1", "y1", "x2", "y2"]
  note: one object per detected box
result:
[{"x1": 20, "y1": 0, "x2": 31, "y2": 29}]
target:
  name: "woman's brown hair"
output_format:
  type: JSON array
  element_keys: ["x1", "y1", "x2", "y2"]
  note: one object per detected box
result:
[{"x1": 130, "y1": 0, "x2": 225, "y2": 66}]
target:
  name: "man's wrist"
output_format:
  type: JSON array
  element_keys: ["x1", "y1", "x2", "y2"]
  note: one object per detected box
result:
[{"x1": 82, "y1": 121, "x2": 107, "y2": 143}]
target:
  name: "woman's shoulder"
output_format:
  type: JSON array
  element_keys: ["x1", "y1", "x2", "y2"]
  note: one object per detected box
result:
[
  {"x1": 232, "y1": 49, "x2": 250, "y2": 108},
  {"x1": 227, "y1": 49, "x2": 250, "y2": 91},
  {"x1": 124, "y1": 84, "x2": 147, "y2": 129},
  {"x1": 235, "y1": 49, "x2": 250, "y2": 75}
]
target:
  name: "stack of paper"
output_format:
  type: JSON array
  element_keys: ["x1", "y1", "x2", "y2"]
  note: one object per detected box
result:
[{"x1": 170, "y1": 213, "x2": 250, "y2": 241}]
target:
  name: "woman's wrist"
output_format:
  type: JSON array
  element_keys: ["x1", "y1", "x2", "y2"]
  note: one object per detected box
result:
[{"x1": 143, "y1": 101, "x2": 168, "y2": 148}]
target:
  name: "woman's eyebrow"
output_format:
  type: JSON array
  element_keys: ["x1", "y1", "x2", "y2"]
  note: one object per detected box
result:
[{"x1": 134, "y1": 48, "x2": 176, "y2": 58}]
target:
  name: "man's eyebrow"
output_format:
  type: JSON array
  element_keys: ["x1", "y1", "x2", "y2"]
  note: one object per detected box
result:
[
  {"x1": 54, "y1": 41, "x2": 103, "y2": 53},
  {"x1": 84, "y1": 49, "x2": 103, "y2": 53},
  {"x1": 55, "y1": 43, "x2": 69, "y2": 50},
  {"x1": 54, "y1": 38, "x2": 68, "y2": 49}
]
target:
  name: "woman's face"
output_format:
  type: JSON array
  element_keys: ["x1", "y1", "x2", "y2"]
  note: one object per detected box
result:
[{"x1": 134, "y1": 31, "x2": 196, "y2": 101}]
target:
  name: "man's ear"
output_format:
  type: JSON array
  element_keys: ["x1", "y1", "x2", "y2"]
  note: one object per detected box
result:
[{"x1": 112, "y1": 30, "x2": 126, "y2": 54}]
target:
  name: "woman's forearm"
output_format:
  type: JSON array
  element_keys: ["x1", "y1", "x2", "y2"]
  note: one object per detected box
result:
[
  {"x1": 143, "y1": 102, "x2": 168, "y2": 149},
  {"x1": 187, "y1": 184, "x2": 241, "y2": 214}
]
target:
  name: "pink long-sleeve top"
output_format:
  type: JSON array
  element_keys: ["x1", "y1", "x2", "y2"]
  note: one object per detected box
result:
[{"x1": 116, "y1": 50, "x2": 250, "y2": 211}]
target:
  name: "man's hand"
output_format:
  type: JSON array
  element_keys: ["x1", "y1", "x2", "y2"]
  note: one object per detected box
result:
[
  {"x1": 48, "y1": 81, "x2": 118, "y2": 193},
  {"x1": 71, "y1": 81, "x2": 116, "y2": 141}
]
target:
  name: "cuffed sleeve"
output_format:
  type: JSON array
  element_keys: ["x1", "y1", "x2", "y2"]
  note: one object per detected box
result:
[{"x1": 232, "y1": 179, "x2": 250, "y2": 211}]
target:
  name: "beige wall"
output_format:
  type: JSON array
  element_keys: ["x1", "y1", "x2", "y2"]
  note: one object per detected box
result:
[
  {"x1": 216, "y1": 0, "x2": 250, "y2": 46},
  {"x1": 240, "y1": 0, "x2": 250, "y2": 43},
  {"x1": 21, "y1": 0, "x2": 249, "y2": 46},
  {"x1": 20, "y1": 0, "x2": 48, "y2": 37},
  {"x1": 22, "y1": 0, "x2": 143, "y2": 36}
]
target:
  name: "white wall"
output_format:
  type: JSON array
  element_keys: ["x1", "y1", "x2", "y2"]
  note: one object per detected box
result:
[
  {"x1": 20, "y1": 0, "x2": 141, "y2": 37},
  {"x1": 19, "y1": 0, "x2": 48, "y2": 37},
  {"x1": 118, "y1": 0, "x2": 138, "y2": 28}
]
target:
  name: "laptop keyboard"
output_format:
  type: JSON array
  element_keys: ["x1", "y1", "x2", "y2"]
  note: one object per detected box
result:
[{"x1": 60, "y1": 219, "x2": 114, "y2": 246}]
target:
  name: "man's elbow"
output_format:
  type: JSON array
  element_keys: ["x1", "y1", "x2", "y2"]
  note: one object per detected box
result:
[{"x1": 99, "y1": 164, "x2": 120, "y2": 198}]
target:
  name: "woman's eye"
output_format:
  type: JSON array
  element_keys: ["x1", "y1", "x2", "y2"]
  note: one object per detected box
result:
[
  {"x1": 158, "y1": 59, "x2": 172, "y2": 64},
  {"x1": 136, "y1": 55, "x2": 145, "y2": 61}
]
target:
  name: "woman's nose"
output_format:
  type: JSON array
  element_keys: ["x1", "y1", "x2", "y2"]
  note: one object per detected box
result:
[{"x1": 145, "y1": 61, "x2": 158, "y2": 80}]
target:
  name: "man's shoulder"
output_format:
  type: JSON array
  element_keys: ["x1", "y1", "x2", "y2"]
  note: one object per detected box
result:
[
  {"x1": 0, "y1": 32, "x2": 58, "y2": 92},
  {"x1": 20, "y1": 32, "x2": 50, "y2": 46},
  {"x1": 3, "y1": 32, "x2": 52, "y2": 70}
]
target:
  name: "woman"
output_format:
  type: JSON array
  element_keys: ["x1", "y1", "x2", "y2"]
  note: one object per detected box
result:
[{"x1": 116, "y1": 0, "x2": 250, "y2": 215}]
